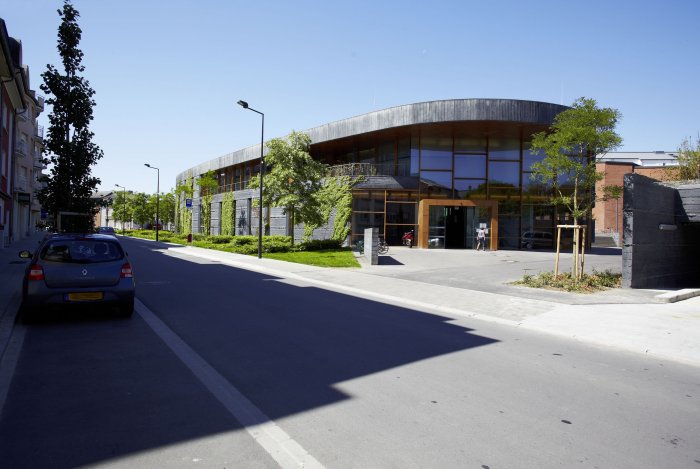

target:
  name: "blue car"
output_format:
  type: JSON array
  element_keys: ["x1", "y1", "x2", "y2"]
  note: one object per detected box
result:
[{"x1": 19, "y1": 233, "x2": 135, "y2": 322}]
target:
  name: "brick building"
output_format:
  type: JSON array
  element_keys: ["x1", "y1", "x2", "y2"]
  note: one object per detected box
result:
[{"x1": 594, "y1": 152, "x2": 678, "y2": 237}]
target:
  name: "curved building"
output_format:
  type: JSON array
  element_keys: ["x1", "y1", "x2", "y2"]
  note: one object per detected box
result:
[{"x1": 177, "y1": 98, "x2": 570, "y2": 250}]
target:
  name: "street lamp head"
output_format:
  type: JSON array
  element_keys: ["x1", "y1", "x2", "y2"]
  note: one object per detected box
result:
[
  {"x1": 237, "y1": 100, "x2": 249, "y2": 109},
  {"x1": 144, "y1": 163, "x2": 151, "y2": 168}
]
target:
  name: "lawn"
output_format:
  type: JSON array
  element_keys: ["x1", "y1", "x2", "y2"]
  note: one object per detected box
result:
[
  {"x1": 121, "y1": 230, "x2": 360, "y2": 268},
  {"x1": 262, "y1": 249, "x2": 360, "y2": 268}
]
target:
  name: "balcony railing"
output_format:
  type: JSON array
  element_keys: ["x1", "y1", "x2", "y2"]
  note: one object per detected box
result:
[
  {"x1": 14, "y1": 140, "x2": 28, "y2": 157},
  {"x1": 327, "y1": 162, "x2": 412, "y2": 178},
  {"x1": 15, "y1": 176, "x2": 29, "y2": 192},
  {"x1": 210, "y1": 162, "x2": 414, "y2": 195}
]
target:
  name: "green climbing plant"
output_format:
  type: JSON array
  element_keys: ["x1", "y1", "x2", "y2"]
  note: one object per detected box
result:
[
  {"x1": 176, "y1": 176, "x2": 194, "y2": 234},
  {"x1": 221, "y1": 192, "x2": 235, "y2": 236}
]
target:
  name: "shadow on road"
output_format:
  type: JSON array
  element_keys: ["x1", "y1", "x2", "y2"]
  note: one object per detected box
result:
[{"x1": 0, "y1": 239, "x2": 499, "y2": 468}]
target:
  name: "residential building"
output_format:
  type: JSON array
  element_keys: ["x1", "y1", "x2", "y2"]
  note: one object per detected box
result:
[
  {"x1": 0, "y1": 19, "x2": 25, "y2": 248},
  {"x1": 13, "y1": 65, "x2": 45, "y2": 240}
]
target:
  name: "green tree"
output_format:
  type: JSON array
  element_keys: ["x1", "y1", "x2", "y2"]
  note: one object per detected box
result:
[
  {"x1": 530, "y1": 97, "x2": 622, "y2": 278},
  {"x1": 670, "y1": 135, "x2": 700, "y2": 180},
  {"x1": 530, "y1": 97, "x2": 622, "y2": 223},
  {"x1": 248, "y1": 131, "x2": 328, "y2": 243},
  {"x1": 160, "y1": 190, "x2": 176, "y2": 228},
  {"x1": 131, "y1": 193, "x2": 152, "y2": 227},
  {"x1": 38, "y1": 0, "x2": 103, "y2": 232},
  {"x1": 196, "y1": 170, "x2": 218, "y2": 234},
  {"x1": 112, "y1": 190, "x2": 132, "y2": 230}
]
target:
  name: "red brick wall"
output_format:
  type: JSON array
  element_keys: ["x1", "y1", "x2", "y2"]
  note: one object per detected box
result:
[
  {"x1": 594, "y1": 163, "x2": 676, "y2": 234},
  {"x1": 594, "y1": 163, "x2": 632, "y2": 234}
]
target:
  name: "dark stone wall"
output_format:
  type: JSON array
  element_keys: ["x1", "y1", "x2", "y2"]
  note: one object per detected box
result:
[{"x1": 623, "y1": 174, "x2": 700, "y2": 288}]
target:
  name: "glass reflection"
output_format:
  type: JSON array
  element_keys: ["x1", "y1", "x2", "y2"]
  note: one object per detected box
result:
[
  {"x1": 488, "y1": 161, "x2": 520, "y2": 186},
  {"x1": 489, "y1": 138, "x2": 520, "y2": 160},
  {"x1": 454, "y1": 155, "x2": 486, "y2": 178}
]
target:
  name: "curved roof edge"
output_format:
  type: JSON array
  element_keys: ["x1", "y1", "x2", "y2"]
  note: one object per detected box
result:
[{"x1": 177, "y1": 98, "x2": 568, "y2": 182}]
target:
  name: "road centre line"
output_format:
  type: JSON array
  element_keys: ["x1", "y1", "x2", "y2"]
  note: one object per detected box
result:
[{"x1": 135, "y1": 299, "x2": 326, "y2": 469}]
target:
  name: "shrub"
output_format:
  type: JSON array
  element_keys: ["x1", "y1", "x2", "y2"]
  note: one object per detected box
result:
[
  {"x1": 231, "y1": 236, "x2": 256, "y2": 246},
  {"x1": 210, "y1": 235, "x2": 233, "y2": 244},
  {"x1": 514, "y1": 269, "x2": 621, "y2": 293}
]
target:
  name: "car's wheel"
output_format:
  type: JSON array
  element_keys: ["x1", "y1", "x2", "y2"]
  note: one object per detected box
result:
[{"x1": 117, "y1": 300, "x2": 134, "y2": 318}]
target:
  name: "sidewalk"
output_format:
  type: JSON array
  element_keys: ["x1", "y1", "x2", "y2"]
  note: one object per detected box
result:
[{"x1": 157, "y1": 242, "x2": 700, "y2": 368}]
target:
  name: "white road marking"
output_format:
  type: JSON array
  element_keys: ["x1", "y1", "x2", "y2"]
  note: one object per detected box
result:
[{"x1": 136, "y1": 299, "x2": 325, "y2": 469}]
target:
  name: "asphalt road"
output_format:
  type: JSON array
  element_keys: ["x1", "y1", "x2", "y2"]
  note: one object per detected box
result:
[{"x1": 0, "y1": 237, "x2": 698, "y2": 468}]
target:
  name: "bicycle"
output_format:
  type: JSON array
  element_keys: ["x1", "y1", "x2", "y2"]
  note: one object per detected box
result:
[{"x1": 378, "y1": 238, "x2": 389, "y2": 255}]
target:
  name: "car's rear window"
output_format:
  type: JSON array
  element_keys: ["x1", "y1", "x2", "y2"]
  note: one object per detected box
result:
[{"x1": 40, "y1": 240, "x2": 124, "y2": 263}]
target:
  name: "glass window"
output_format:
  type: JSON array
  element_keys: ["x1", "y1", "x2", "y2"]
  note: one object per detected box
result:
[
  {"x1": 455, "y1": 136, "x2": 486, "y2": 153},
  {"x1": 386, "y1": 202, "x2": 416, "y2": 224},
  {"x1": 454, "y1": 179, "x2": 486, "y2": 199},
  {"x1": 397, "y1": 137, "x2": 412, "y2": 176},
  {"x1": 488, "y1": 161, "x2": 520, "y2": 187},
  {"x1": 377, "y1": 142, "x2": 394, "y2": 175},
  {"x1": 489, "y1": 138, "x2": 520, "y2": 160},
  {"x1": 352, "y1": 191, "x2": 385, "y2": 212},
  {"x1": 420, "y1": 171, "x2": 452, "y2": 191},
  {"x1": 454, "y1": 154, "x2": 486, "y2": 178},
  {"x1": 523, "y1": 145, "x2": 546, "y2": 170},
  {"x1": 359, "y1": 148, "x2": 375, "y2": 164},
  {"x1": 420, "y1": 136, "x2": 452, "y2": 170}
]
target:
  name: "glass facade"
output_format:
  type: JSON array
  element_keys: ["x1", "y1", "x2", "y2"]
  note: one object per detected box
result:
[
  {"x1": 192, "y1": 117, "x2": 568, "y2": 250},
  {"x1": 314, "y1": 122, "x2": 557, "y2": 249}
]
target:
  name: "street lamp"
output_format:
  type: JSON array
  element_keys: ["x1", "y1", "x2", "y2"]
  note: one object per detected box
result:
[
  {"x1": 144, "y1": 164, "x2": 160, "y2": 242},
  {"x1": 115, "y1": 184, "x2": 126, "y2": 234},
  {"x1": 237, "y1": 99, "x2": 264, "y2": 259}
]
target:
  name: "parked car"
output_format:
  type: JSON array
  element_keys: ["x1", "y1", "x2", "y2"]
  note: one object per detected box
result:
[
  {"x1": 521, "y1": 231, "x2": 553, "y2": 249},
  {"x1": 97, "y1": 226, "x2": 117, "y2": 236},
  {"x1": 19, "y1": 233, "x2": 135, "y2": 322}
]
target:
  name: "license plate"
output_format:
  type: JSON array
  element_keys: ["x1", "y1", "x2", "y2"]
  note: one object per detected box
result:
[{"x1": 66, "y1": 292, "x2": 104, "y2": 301}]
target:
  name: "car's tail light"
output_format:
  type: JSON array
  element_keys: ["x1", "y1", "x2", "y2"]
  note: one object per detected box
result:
[
  {"x1": 28, "y1": 264, "x2": 45, "y2": 281},
  {"x1": 120, "y1": 263, "x2": 133, "y2": 278}
]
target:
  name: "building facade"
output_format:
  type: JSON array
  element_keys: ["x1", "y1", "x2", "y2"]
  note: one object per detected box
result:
[
  {"x1": 178, "y1": 99, "x2": 584, "y2": 250},
  {"x1": 1, "y1": 18, "x2": 45, "y2": 247},
  {"x1": 12, "y1": 66, "x2": 45, "y2": 240}
]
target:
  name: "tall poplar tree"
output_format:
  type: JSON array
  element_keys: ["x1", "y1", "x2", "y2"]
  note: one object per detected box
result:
[{"x1": 39, "y1": 0, "x2": 103, "y2": 232}]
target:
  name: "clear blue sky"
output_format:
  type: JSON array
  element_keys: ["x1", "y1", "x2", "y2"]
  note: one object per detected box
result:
[{"x1": 3, "y1": 0, "x2": 699, "y2": 194}]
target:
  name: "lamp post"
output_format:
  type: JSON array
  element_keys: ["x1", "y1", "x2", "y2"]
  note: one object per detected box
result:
[
  {"x1": 115, "y1": 184, "x2": 126, "y2": 234},
  {"x1": 144, "y1": 164, "x2": 160, "y2": 242},
  {"x1": 237, "y1": 99, "x2": 264, "y2": 259}
]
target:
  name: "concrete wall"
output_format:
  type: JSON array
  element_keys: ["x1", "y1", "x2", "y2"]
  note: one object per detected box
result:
[{"x1": 623, "y1": 174, "x2": 700, "y2": 288}]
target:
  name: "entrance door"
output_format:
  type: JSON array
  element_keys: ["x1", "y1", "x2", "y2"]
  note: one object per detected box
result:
[
  {"x1": 445, "y1": 206, "x2": 466, "y2": 248},
  {"x1": 428, "y1": 205, "x2": 477, "y2": 249}
]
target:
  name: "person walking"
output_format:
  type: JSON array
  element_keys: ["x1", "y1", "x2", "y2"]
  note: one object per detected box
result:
[{"x1": 476, "y1": 227, "x2": 486, "y2": 251}]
